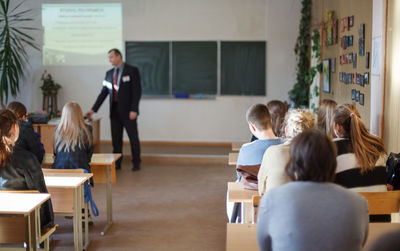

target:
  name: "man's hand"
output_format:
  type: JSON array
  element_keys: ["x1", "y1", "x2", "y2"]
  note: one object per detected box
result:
[
  {"x1": 129, "y1": 111, "x2": 138, "y2": 120},
  {"x1": 86, "y1": 110, "x2": 94, "y2": 119}
]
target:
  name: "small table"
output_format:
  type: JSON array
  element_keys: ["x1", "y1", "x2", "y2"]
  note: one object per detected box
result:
[
  {"x1": 228, "y1": 152, "x2": 239, "y2": 166},
  {"x1": 231, "y1": 142, "x2": 244, "y2": 152},
  {"x1": 227, "y1": 182, "x2": 258, "y2": 223},
  {"x1": 42, "y1": 153, "x2": 122, "y2": 235},
  {"x1": 44, "y1": 173, "x2": 92, "y2": 251},
  {"x1": 0, "y1": 193, "x2": 51, "y2": 251},
  {"x1": 226, "y1": 223, "x2": 400, "y2": 251}
]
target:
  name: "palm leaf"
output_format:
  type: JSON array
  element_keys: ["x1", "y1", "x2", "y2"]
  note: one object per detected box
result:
[{"x1": 0, "y1": 0, "x2": 38, "y2": 105}]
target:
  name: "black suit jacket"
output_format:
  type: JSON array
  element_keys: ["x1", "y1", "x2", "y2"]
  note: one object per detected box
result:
[{"x1": 92, "y1": 63, "x2": 141, "y2": 120}]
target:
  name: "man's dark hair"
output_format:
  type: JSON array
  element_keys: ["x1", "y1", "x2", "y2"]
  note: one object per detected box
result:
[
  {"x1": 7, "y1": 101, "x2": 27, "y2": 119},
  {"x1": 285, "y1": 129, "x2": 337, "y2": 182},
  {"x1": 108, "y1": 48, "x2": 123, "y2": 58},
  {"x1": 246, "y1": 104, "x2": 272, "y2": 131}
]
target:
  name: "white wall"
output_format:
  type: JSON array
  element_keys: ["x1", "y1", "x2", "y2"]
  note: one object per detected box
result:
[{"x1": 11, "y1": 0, "x2": 300, "y2": 142}]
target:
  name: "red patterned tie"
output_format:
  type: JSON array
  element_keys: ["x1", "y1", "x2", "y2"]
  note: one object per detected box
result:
[{"x1": 113, "y1": 68, "x2": 119, "y2": 102}]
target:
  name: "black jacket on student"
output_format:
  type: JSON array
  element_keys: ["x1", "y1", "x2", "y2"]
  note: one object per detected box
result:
[
  {"x1": 15, "y1": 121, "x2": 45, "y2": 163},
  {"x1": 0, "y1": 148, "x2": 55, "y2": 230}
]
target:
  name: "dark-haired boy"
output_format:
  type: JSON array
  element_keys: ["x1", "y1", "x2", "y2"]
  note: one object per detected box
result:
[
  {"x1": 7, "y1": 101, "x2": 45, "y2": 163},
  {"x1": 228, "y1": 104, "x2": 281, "y2": 222}
]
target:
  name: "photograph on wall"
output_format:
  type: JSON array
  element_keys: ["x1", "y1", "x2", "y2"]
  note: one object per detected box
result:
[
  {"x1": 364, "y1": 72, "x2": 369, "y2": 84},
  {"x1": 351, "y1": 89, "x2": 356, "y2": 100},
  {"x1": 355, "y1": 90, "x2": 360, "y2": 102},
  {"x1": 349, "y1": 16, "x2": 354, "y2": 27},
  {"x1": 353, "y1": 53, "x2": 357, "y2": 68},
  {"x1": 322, "y1": 59, "x2": 330, "y2": 93},
  {"x1": 359, "y1": 93, "x2": 364, "y2": 105}
]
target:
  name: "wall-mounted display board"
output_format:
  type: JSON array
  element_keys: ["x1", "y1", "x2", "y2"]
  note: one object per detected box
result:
[
  {"x1": 312, "y1": 0, "x2": 372, "y2": 127},
  {"x1": 221, "y1": 41, "x2": 266, "y2": 95},
  {"x1": 126, "y1": 41, "x2": 266, "y2": 97},
  {"x1": 172, "y1": 42, "x2": 217, "y2": 95},
  {"x1": 126, "y1": 42, "x2": 170, "y2": 95}
]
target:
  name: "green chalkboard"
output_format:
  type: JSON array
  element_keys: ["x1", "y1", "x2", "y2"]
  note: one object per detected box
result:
[
  {"x1": 125, "y1": 42, "x2": 169, "y2": 95},
  {"x1": 221, "y1": 41, "x2": 266, "y2": 95},
  {"x1": 172, "y1": 42, "x2": 217, "y2": 95}
]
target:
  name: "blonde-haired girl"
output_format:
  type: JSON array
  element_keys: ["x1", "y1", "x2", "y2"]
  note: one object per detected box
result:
[
  {"x1": 53, "y1": 102, "x2": 93, "y2": 173},
  {"x1": 317, "y1": 99, "x2": 337, "y2": 137}
]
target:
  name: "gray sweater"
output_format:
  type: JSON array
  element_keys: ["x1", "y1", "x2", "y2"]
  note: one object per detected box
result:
[{"x1": 257, "y1": 182, "x2": 369, "y2": 251}]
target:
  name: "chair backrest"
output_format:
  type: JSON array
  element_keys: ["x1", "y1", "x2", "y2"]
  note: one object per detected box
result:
[
  {"x1": 252, "y1": 195, "x2": 261, "y2": 223},
  {"x1": 358, "y1": 191, "x2": 400, "y2": 215}
]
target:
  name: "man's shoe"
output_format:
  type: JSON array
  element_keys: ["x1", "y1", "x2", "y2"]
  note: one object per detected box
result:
[{"x1": 131, "y1": 165, "x2": 141, "y2": 171}]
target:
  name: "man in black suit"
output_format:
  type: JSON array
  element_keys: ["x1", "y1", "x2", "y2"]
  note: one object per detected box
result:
[{"x1": 86, "y1": 49, "x2": 142, "y2": 171}]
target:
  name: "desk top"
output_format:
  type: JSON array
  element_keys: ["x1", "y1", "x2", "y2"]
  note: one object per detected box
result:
[
  {"x1": 228, "y1": 152, "x2": 239, "y2": 166},
  {"x1": 232, "y1": 142, "x2": 244, "y2": 151},
  {"x1": 226, "y1": 223, "x2": 400, "y2": 251},
  {"x1": 43, "y1": 153, "x2": 122, "y2": 166},
  {"x1": 0, "y1": 193, "x2": 50, "y2": 215},
  {"x1": 44, "y1": 174, "x2": 92, "y2": 188},
  {"x1": 227, "y1": 182, "x2": 258, "y2": 203}
]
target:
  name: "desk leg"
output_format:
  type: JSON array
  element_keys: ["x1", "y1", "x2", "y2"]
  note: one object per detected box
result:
[
  {"x1": 73, "y1": 187, "x2": 83, "y2": 251},
  {"x1": 25, "y1": 211, "x2": 38, "y2": 251},
  {"x1": 101, "y1": 164, "x2": 113, "y2": 235}
]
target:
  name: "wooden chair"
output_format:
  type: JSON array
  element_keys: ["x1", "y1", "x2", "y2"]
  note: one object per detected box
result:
[
  {"x1": 42, "y1": 168, "x2": 91, "y2": 248},
  {"x1": 0, "y1": 190, "x2": 57, "y2": 251},
  {"x1": 358, "y1": 191, "x2": 400, "y2": 222}
]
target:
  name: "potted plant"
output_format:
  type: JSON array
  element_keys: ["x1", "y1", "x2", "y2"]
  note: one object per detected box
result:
[
  {"x1": 40, "y1": 71, "x2": 61, "y2": 115},
  {"x1": 0, "y1": 0, "x2": 39, "y2": 108}
]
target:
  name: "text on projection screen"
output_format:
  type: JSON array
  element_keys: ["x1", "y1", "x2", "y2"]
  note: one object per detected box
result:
[{"x1": 42, "y1": 3, "x2": 123, "y2": 66}]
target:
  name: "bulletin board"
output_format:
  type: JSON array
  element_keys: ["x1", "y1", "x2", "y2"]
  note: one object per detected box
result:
[{"x1": 314, "y1": 0, "x2": 372, "y2": 126}]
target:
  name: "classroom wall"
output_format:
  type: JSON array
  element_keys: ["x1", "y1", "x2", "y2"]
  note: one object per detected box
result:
[
  {"x1": 384, "y1": 0, "x2": 400, "y2": 153},
  {"x1": 11, "y1": 0, "x2": 301, "y2": 142}
]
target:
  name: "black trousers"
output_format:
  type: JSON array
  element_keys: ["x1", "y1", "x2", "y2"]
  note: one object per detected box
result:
[{"x1": 110, "y1": 104, "x2": 141, "y2": 168}]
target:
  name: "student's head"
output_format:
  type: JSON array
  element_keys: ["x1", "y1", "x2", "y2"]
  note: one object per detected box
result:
[
  {"x1": 246, "y1": 104, "x2": 272, "y2": 136},
  {"x1": 317, "y1": 99, "x2": 337, "y2": 137},
  {"x1": 266, "y1": 100, "x2": 288, "y2": 137},
  {"x1": 283, "y1": 109, "x2": 315, "y2": 139},
  {"x1": 55, "y1": 102, "x2": 92, "y2": 152},
  {"x1": 7, "y1": 101, "x2": 27, "y2": 121},
  {"x1": 0, "y1": 109, "x2": 19, "y2": 164},
  {"x1": 108, "y1": 48, "x2": 123, "y2": 67},
  {"x1": 333, "y1": 104, "x2": 385, "y2": 172},
  {"x1": 285, "y1": 129, "x2": 337, "y2": 182}
]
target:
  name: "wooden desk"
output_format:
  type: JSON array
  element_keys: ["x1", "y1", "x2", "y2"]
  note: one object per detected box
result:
[
  {"x1": 228, "y1": 152, "x2": 239, "y2": 166},
  {"x1": 226, "y1": 223, "x2": 400, "y2": 251},
  {"x1": 43, "y1": 153, "x2": 122, "y2": 235},
  {"x1": 0, "y1": 193, "x2": 50, "y2": 251},
  {"x1": 33, "y1": 118, "x2": 100, "y2": 153},
  {"x1": 44, "y1": 174, "x2": 92, "y2": 251},
  {"x1": 227, "y1": 182, "x2": 258, "y2": 223},
  {"x1": 226, "y1": 223, "x2": 257, "y2": 251},
  {"x1": 232, "y1": 142, "x2": 244, "y2": 152}
]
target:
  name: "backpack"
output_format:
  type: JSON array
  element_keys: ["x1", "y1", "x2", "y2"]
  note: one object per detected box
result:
[{"x1": 386, "y1": 152, "x2": 400, "y2": 190}]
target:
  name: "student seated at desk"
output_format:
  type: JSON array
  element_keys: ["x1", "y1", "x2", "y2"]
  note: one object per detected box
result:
[
  {"x1": 228, "y1": 104, "x2": 281, "y2": 222},
  {"x1": 53, "y1": 102, "x2": 94, "y2": 175},
  {"x1": 317, "y1": 99, "x2": 337, "y2": 137},
  {"x1": 258, "y1": 109, "x2": 315, "y2": 195},
  {"x1": 236, "y1": 104, "x2": 282, "y2": 189},
  {"x1": 257, "y1": 130, "x2": 369, "y2": 251},
  {"x1": 251, "y1": 100, "x2": 288, "y2": 141},
  {"x1": 7, "y1": 101, "x2": 45, "y2": 163},
  {"x1": 0, "y1": 109, "x2": 54, "y2": 230},
  {"x1": 332, "y1": 104, "x2": 388, "y2": 222}
]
